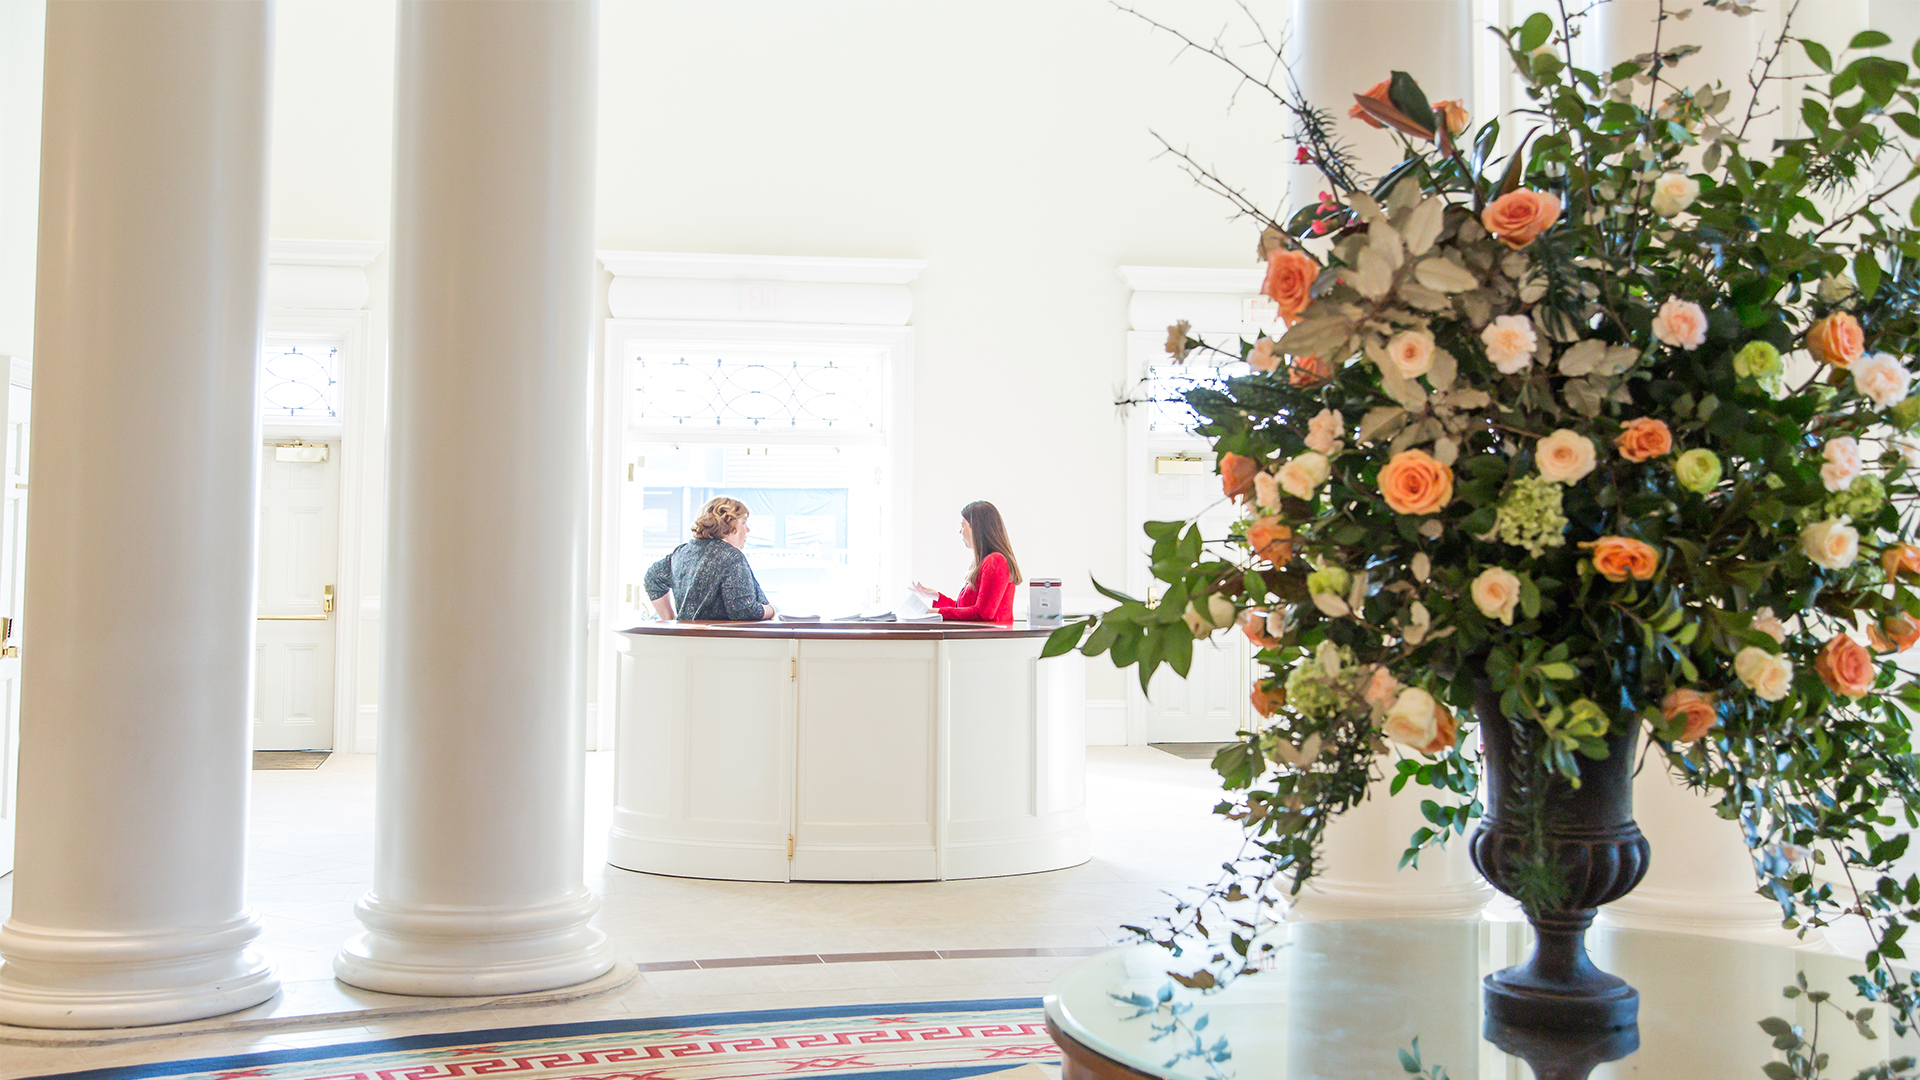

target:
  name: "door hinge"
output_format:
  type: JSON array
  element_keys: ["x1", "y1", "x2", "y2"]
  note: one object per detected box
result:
[
  {"x1": 627, "y1": 463, "x2": 634, "y2": 481},
  {"x1": 787, "y1": 834, "x2": 795, "y2": 859},
  {"x1": 790, "y1": 657, "x2": 797, "y2": 680},
  {"x1": 626, "y1": 584, "x2": 633, "y2": 602},
  {"x1": 322, "y1": 585, "x2": 335, "y2": 614}
]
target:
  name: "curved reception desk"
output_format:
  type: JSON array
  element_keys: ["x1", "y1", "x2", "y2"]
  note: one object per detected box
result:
[{"x1": 610, "y1": 622, "x2": 1091, "y2": 882}]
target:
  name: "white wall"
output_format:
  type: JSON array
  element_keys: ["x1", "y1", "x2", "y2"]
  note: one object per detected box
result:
[{"x1": 0, "y1": 0, "x2": 44, "y2": 362}]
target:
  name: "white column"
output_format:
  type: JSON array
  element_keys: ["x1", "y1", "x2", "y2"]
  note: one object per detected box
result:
[
  {"x1": 1282, "y1": 0, "x2": 1490, "y2": 922},
  {"x1": 0, "y1": 0, "x2": 277, "y2": 1028},
  {"x1": 334, "y1": 0, "x2": 610, "y2": 996},
  {"x1": 1599, "y1": 762, "x2": 1814, "y2": 946}
]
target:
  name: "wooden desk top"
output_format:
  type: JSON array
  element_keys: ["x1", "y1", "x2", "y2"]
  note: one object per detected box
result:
[{"x1": 617, "y1": 620, "x2": 1061, "y2": 641}]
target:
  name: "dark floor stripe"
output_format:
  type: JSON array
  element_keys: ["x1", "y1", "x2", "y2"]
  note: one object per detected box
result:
[{"x1": 635, "y1": 945, "x2": 1108, "y2": 972}]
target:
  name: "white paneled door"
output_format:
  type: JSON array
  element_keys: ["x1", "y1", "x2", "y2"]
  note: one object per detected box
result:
[
  {"x1": 0, "y1": 376, "x2": 27, "y2": 876},
  {"x1": 254, "y1": 438, "x2": 338, "y2": 751}
]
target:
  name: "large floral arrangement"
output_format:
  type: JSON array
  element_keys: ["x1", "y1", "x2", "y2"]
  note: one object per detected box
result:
[{"x1": 1052, "y1": 1, "x2": 1920, "y2": 1020}]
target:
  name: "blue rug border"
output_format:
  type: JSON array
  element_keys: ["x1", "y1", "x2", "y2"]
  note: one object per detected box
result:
[{"x1": 18, "y1": 996, "x2": 1051, "y2": 1080}]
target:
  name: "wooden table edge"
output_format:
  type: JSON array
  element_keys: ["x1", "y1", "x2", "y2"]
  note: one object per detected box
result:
[{"x1": 1047, "y1": 1013, "x2": 1162, "y2": 1080}]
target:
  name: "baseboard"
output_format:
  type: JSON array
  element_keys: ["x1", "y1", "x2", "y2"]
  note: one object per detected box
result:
[{"x1": 353, "y1": 705, "x2": 378, "y2": 754}]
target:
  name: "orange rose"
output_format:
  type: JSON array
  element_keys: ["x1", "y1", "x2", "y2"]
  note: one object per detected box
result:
[
  {"x1": 1221, "y1": 452, "x2": 1258, "y2": 501},
  {"x1": 1289, "y1": 354, "x2": 1333, "y2": 387},
  {"x1": 1246, "y1": 517, "x2": 1294, "y2": 564},
  {"x1": 1614, "y1": 417, "x2": 1673, "y2": 462},
  {"x1": 1815, "y1": 633, "x2": 1876, "y2": 698},
  {"x1": 1586, "y1": 536, "x2": 1660, "y2": 583},
  {"x1": 1240, "y1": 609, "x2": 1280, "y2": 649},
  {"x1": 1433, "y1": 99, "x2": 1470, "y2": 136},
  {"x1": 1263, "y1": 249, "x2": 1321, "y2": 324},
  {"x1": 1481, "y1": 189, "x2": 1562, "y2": 249},
  {"x1": 1348, "y1": 79, "x2": 1391, "y2": 128},
  {"x1": 1885, "y1": 544, "x2": 1920, "y2": 581},
  {"x1": 1661, "y1": 688, "x2": 1718, "y2": 742},
  {"x1": 1868, "y1": 613, "x2": 1920, "y2": 653},
  {"x1": 1377, "y1": 449, "x2": 1454, "y2": 516},
  {"x1": 1807, "y1": 312, "x2": 1865, "y2": 369},
  {"x1": 1251, "y1": 681, "x2": 1286, "y2": 718}
]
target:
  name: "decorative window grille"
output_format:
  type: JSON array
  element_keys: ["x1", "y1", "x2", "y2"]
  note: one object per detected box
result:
[
  {"x1": 260, "y1": 344, "x2": 339, "y2": 420},
  {"x1": 630, "y1": 352, "x2": 880, "y2": 432},
  {"x1": 1145, "y1": 362, "x2": 1250, "y2": 435}
]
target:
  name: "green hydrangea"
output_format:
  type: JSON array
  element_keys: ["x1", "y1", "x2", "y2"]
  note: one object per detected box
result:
[
  {"x1": 1892, "y1": 396, "x2": 1920, "y2": 432},
  {"x1": 1492, "y1": 474, "x2": 1569, "y2": 557},
  {"x1": 1306, "y1": 563, "x2": 1351, "y2": 597},
  {"x1": 1284, "y1": 646, "x2": 1357, "y2": 721},
  {"x1": 1733, "y1": 341, "x2": 1783, "y2": 383},
  {"x1": 1674, "y1": 449, "x2": 1723, "y2": 493},
  {"x1": 1827, "y1": 474, "x2": 1886, "y2": 519}
]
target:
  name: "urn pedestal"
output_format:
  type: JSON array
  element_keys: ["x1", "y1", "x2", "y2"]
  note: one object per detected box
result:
[{"x1": 1469, "y1": 683, "x2": 1651, "y2": 1031}]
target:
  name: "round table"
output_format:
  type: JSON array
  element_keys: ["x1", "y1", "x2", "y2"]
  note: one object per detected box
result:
[{"x1": 1045, "y1": 919, "x2": 1908, "y2": 1079}]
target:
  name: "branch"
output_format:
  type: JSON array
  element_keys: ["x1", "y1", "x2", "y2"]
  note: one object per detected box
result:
[
  {"x1": 1151, "y1": 133, "x2": 1285, "y2": 231},
  {"x1": 1737, "y1": 0, "x2": 1802, "y2": 143}
]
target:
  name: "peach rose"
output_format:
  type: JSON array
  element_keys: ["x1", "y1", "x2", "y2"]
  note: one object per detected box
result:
[
  {"x1": 1349, "y1": 79, "x2": 1391, "y2": 128},
  {"x1": 1471, "y1": 567, "x2": 1522, "y2": 625},
  {"x1": 1868, "y1": 613, "x2": 1920, "y2": 654},
  {"x1": 1386, "y1": 329, "x2": 1435, "y2": 379},
  {"x1": 1886, "y1": 544, "x2": 1920, "y2": 580},
  {"x1": 1249, "y1": 337, "x2": 1279, "y2": 372},
  {"x1": 1290, "y1": 354, "x2": 1333, "y2": 386},
  {"x1": 1251, "y1": 681, "x2": 1286, "y2": 718},
  {"x1": 1481, "y1": 189, "x2": 1561, "y2": 249},
  {"x1": 1246, "y1": 517, "x2": 1294, "y2": 564},
  {"x1": 1614, "y1": 417, "x2": 1673, "y2": 462},
  {"x1": 1384, "y1": 687, "x2": 1459, "y2": 755},
  {"x1": 1263, "y1": 249, "x2": 1322, "y2": 324},
  {"x1": 1801, "y1": 519, "x2": 1859, "y2": 571},
  {"x1": 1362, "y1": 665, "x2": 1401, "y2": 710},
  {"x1": 1536, "y1": 429, "x2": 1597, "y2": 484},
  {"x1": 1586, "y1": 536, "x2": 1660, "y2": 583},
  {"x1": 1306, "y1": 408, "x2": 1344, "y2": 455},
  {"x1": 1221, "y1": 452, "x2": 1258, "y2": 501},
  {"x1": 1821, "y1": 437, "x2": 1863, "y2": 493},
  {"x1": 1377, "y1": 449, "x2": 1454, "y2": 516},
  {"x1": 1240, "y1": 609, "x2": 1281, "y2": 649},
  {"x1": 1661, "y1": 688, "x2": 1718, "y2": 742},
  {"x1": 1433, "y1": 99, "x2": 1470, "y2": 136},
  {"x1": 1734, "y1": 646, "x2": 1793, "y2": 701},
  {"x1": 1254, "y1": 471, "x2": 1281, "y2": 510},
  {"x1": 1652, "y1": 298, "x2": 1708, "y2": 350},
  {"x1": 1808, "y1": 312, "x2": 1865, "y2": 369},
  {"x1": 1751, "y1": 607, "x2": 1788, "y2": 644},
  {"x1": 1815, "y1": 633, "x2": 1876, "y2": 698}
]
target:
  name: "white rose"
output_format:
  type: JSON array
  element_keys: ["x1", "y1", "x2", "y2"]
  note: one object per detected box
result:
[
  {"x1": 1801, "y1": 519, "x2": 1860, "y2": 570},
  {"x1": 1254, "y1": 471, "x2": 1280, "y2": 510},
  {"x1": 1183, "y1": 595, "x2": 1238, "y2": 637},
  {"x1": 1821, "y1": 437, "x2": 1862, "y2": 493},
  {"x1": 1650, "y1": 172, "x2": 1700, "y2": 217},
  {"x1": 1277, "y1": 451, "x2": 1331, "y2": 501},
  {"x1": 1536, "y1": 429, "x2": 1598, "y2": 484},
  {"x1": 1471, "y1": 567, "x2": 1522, "y2": 625},
  {"x1": 1482, "y1": 314, "x2": 1538, "y2": 375},
  {"x1": 1384, "y1": 687, "x2": 1452, "y2": 753},
  {"x1": 1734, "y1": 646, "x2": 1793, "y2": 702},
  {"x1": 1306, "y1": 408, "x2": 1344, "y2": 455},
  {"x1": 1751, "y1": 606, "x2": 1787, "y2": 645},
  {"x1": 1851, "y1": 353, "x2": 1912, "y2": 408},
  {"x1": 1387, "y1": 329, "x2": 1436, "y2": 379}
]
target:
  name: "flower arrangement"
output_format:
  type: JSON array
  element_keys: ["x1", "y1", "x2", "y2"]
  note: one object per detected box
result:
[{"x1": 1055, "y1": 1, "x2": 1920, "y2": 1020}]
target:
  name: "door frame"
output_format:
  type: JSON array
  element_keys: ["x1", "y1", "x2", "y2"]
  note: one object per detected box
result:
[
  {"x1": 261, "y1": 310, "x2": 372, "y2": 756},
  {"x1": 0, "y1": 355, "x2": 26, "y2": 877}
]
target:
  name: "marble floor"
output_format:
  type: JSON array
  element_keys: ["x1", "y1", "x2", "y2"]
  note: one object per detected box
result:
[{"x1": 0, "y1": 746, "x2": 1245, "y2": 1078}]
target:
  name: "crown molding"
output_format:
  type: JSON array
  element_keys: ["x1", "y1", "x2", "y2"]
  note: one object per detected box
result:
[
  {"x1": 269, "y1": 238, "x2": 385, "y2": 268},
  {"x1": 1116, "y1": 265, "x2": 1264, "y2": 294},
  {"x1": 598, "y1": 250, "x2": 927, "y2": 286}
]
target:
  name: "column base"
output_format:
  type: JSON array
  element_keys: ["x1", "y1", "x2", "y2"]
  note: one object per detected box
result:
[
  {"x1": 334, "y1": 888, "x2": 612, "y2": 997},
  {"x1": 1597, "y1": 887, "x2": 1822, "y2": 949},
  {"x1": 1287, "y1": 878, "x2": 1493, "y2": 921},
  {"x1": 0, "y1": 912, "x2": 279, "y2": 1029}
]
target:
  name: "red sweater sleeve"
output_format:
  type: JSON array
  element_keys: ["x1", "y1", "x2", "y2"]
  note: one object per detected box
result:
[{"x1": 934, "y1": 553, "x2": 1014, "y2": 623}]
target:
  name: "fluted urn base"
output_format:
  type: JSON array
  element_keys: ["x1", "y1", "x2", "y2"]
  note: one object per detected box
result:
[{"x1": 1470, "y1": 681, "x2": 1650, "y2": 1033}]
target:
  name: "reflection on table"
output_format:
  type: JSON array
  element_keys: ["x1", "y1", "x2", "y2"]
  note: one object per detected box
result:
[{"x1": 1045, "y1": 919, "x2": 1912, "y2": 1079}]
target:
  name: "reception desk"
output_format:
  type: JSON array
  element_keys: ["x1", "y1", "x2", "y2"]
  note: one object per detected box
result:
[{"x1": 609, "y1": 621, "x2": 1091, "y2": 882}]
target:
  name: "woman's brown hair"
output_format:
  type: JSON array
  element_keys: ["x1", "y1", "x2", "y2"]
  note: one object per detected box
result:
[
  {"x1": 962, "y1": 501, "x2": 1022, "y2": 587},
  {"x1": 691, "y1": 497, "x2": 750, "y2": 540}
]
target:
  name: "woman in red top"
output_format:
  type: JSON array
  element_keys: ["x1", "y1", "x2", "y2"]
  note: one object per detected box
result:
[{"x1": 914, "y1": 501, "x2": 1023, "y2": 624}]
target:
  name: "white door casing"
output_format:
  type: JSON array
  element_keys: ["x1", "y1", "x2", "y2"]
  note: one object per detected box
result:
[
  {"x1": 253, "y1": 437, "x2": 339, "y2": 751},
  {"x1": 0, "y1": 359, "x2": 28, "y2": 876}
]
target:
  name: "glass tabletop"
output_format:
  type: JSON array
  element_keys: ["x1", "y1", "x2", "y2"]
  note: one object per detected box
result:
[{"x1": 1044, "y1": 919, "x2": 1918, "y2": 1079}]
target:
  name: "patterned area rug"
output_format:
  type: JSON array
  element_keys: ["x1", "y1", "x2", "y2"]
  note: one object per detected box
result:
[{"x1": 27, "y1": 1000, "x2": 1057, "y2": 1080}]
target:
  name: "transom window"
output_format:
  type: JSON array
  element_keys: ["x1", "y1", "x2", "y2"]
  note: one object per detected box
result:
[
  {"x1": 260, "y1": 344, "x2": 339, "y2": 421},
  {"x1": 1145, "y1": 361, "x2": 1250, "y2": 435},
  {"x1": 631, "y1": 351, "x2": 881, "y2": 433}
]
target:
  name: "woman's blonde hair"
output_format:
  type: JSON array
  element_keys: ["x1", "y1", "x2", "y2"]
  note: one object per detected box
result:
[{"x1": 692, "y1": 497, "x2": 750, "y2": 540}]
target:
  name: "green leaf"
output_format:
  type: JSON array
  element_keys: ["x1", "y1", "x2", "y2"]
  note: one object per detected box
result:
[
  {"x1": 1802, "y1": 38, "x2": 1834, "y2": 73},
  {"x1": 1519, "y1": 12, "x2": 1553, "y2": 53},
  {"x1": 1759, "y1": 1017, "x2": 1794, "y2": 1037},
  {"x1": 1040, "y1": 619, "x2": 1089, "y2": 658},
  {"x1": 1387, "y1": 70, "x2": 1437, "y2": 131},
  {"x1": 1166, "y1": 625, "x2": 1195, "y2": 678},
  {"x1": 1852, "y1": 30, "x2": 1894, "y2": 49},
  {"x1": 1859, "y1": 250, "x2": 1885, "y2": 300},
  {"x1": 1762, "y1": 1063, "x2": 1796, "y2": 1080}
]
